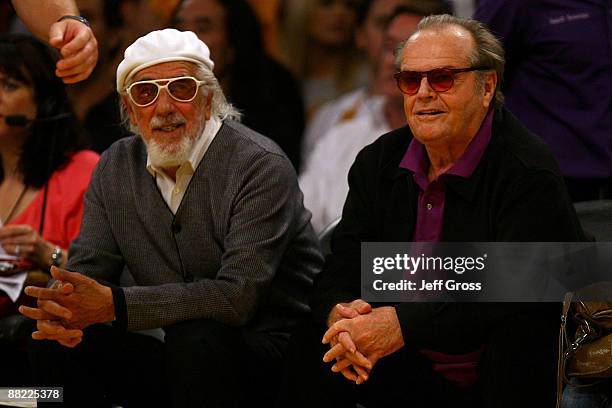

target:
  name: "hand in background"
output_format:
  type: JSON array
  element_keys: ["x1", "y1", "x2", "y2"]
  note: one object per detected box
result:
[
  {"x1": 49, "y1": 17, "x2": 98, "y2": 83},
  {"x1": 0, "y1": 224, "x2": 59, "y2": 269}
]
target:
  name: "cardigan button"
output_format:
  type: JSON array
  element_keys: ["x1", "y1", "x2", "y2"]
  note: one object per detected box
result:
[{"x1": 171, "y1": 222, "x2": 182, "y2": 234}]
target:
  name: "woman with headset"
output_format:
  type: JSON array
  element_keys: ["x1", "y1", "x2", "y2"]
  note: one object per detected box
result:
[{"x1": 0, "y1": 34, "x2": 99, "y2": 319}]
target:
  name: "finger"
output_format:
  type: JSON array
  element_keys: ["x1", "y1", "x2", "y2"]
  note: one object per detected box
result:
[
  {"x1": 50, "y1": 266, "x2": 87, "y2": 285},
  {"x1": 338, "y1": 331, "x2": 356, "y2": 354},
  {"x1": 38, "y1": 299, "x2": 72, "y2": 320},
  {"x1": 336, "y1": 349, "x2": 373, "y2": 371},
  {"x1": 56, "y1": 55, "x2": 96, "y2": 84},
  {"x1": 339, "y1": 367, "x2": 358, "y2": 382},
  {"x1": 352, "y1": 350, "x2": 373, "y2": 371},
  {"x1": 354, "y1": 364, "x2": 370, "y2": 384},
  {"x1": 336, "y1": 303, "x2": 359, "y2": 319},
  {"x1": 58, "y1": 70, "x2": 91, "y2": 84},
  {"x1": 50, "y1": 280, "x2": 75, "y2": 294},
  {"x1": 35, "y1": 320, "x2": 82, "y2": 338},
  {"x1": 36, "y1": 319, "x2": 66, "y2": 336},
  {"x1": 352, "y1": 299, "x2": 372, "y2": 314},
  {"x1": 18, "y1": 305, "x2": 58, "y2": 321},
  {"x1": 322, "y1": 320, "x2": 349, "y2": 344},
  {"x1": 4, "y1": 244, "x2": 35, "y2": 258},
  {"x1": 24, "y1": 286, "x2": 59, "y2": 299},
  {"x1": 323, "y1": 343, "x2": 346, "y2": 363},
  {"x1": 48, "y1": 22, "x2": 67, "y2": 48},
  {"x1": 32, "y1": 329, "x2": 82, "y2": 341},
  {"x1": 56, "y1": 39, "x2": 96, "y2": 72},
  {"x1": 331, "y1": 358, "x2": 353, "y2": 372},
  {"x1": 24, "y1": 286, "x2": 63, "y2": 301},
  {"x1": 58, "y1": 336, "x2": 82, "y2": 348},
  {"x1": 0, "y1": 225, "x2": 33, "y2": 238},
  {"x1": 59, "y1": 26, "x2": 92, "y2": 57}
]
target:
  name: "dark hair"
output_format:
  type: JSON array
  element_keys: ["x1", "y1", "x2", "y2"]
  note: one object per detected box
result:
[
  {"x1": 357, "y1": 0, "x2": 451, "y2": 25},
  {"x1": 173, "y1": 0, "x2": 265, "y2": 71},
  {"x1": 103, "y1": 0, "x2": 123, "y2": 28},
  {"x1": 0, "y1": 34, "x2": 84, "y2": 188},
  {"x1": 172, "y1": 0, "x2": 269, "y2": 109},
  {"x1": 356, "y1": 0, "x2": 375, "y2": 25},
  {"x1": 413, "y1": 14, "x2": 505, "y2": 106}
]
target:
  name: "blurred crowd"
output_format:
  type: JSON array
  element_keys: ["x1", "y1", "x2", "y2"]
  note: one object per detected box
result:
[
  {"x1": 0, "y1": 0, "x2": 471, "y2": 166},
  {"x1": 0, "y1": 0, "x2": 609, "y2": 226}
]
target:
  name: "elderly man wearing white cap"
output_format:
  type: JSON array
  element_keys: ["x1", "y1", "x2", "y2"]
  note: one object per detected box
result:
[{"x1": 19, "y1": 29, "x2": 322, "y2": 407}]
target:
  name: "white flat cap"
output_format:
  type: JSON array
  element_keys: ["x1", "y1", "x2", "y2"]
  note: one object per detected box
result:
[{"x1": 116, "y1": 28, "x2": 214, "y2": 93}]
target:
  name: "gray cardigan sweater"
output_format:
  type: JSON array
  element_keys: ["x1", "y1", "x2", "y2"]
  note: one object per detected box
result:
[{"x1": 67, "y1": 120, "x2": 323, "y2": 333}]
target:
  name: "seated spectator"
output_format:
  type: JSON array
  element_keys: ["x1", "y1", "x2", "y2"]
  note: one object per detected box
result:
[
  {"x1": 280, "y1": 15, "x2": 586, "y2": 408},
  {"x1": 301, "y1": 0, "x2": 451, "y2": 162},
  {"x1": 0, "y1": 33, "x2": 98, "y2": 383},
  {"x1": 281, "y1": 0, "x2": 369, "y2": 119},
  {"x1": 300, "y1": 3, "x2": 441, "y2": 233},
  {"x1": 173, "y1": 0, "x2": 305, "y2": 169},
  {"x1": 0, "y1": 34, "x2": 99, "y2": 312},
  {"x1": 20, "y1": 29, "x2": 322, "y2": 407}
]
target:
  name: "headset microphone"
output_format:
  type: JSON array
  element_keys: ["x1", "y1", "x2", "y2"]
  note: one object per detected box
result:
[{"x1": 4, "y1": 113, "x2": 71, "y2": 127}]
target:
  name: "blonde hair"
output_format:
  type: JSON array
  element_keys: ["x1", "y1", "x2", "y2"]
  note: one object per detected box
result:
[{"x1": 280, "y1": 0, "x2": 364, "y2": 96}]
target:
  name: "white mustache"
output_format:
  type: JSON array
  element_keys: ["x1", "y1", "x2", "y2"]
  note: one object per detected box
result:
[{"x1": 150, "y1": 114, "x2": 187, "y2": 130}]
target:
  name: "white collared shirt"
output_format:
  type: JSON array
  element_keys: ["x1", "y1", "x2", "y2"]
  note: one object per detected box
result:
[
  {"x1": 146, "y1": 116, "x2": 221, "y2": 214},
  {"x1": 299, "y1": 95, "x2": 390, "y2": 233}
]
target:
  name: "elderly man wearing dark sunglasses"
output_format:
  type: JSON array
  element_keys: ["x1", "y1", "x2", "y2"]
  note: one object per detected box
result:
[
  {"x1": 20, "y1": 28, "x2": 322, "y2": 407},
  {"x1": 295, "y1": 14, "x2": 587, "y2": 408}
]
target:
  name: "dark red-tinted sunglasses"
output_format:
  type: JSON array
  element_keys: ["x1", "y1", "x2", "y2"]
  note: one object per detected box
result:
[{"x1": 394, "y1": 66, "x2": 491, "y2": 95}]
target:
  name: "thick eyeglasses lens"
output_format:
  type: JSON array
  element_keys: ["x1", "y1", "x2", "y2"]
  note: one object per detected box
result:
[
  {"x1": 168, "y1": 78, "x2": 198, "y2": 100},
  {"x1": 428, "y1": 70, "x2": 454, "y2": 91},
  {"x1": 131, "y1": 83, "x2": 158, "y2": 105},
  {"x1": 399, "y1": 73, "x2": 422, "y2": 94}
]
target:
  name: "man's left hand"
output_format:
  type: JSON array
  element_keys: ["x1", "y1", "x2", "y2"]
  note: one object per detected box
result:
[
  {"x1": 323, "y1": 306, "x2": 404, "y2": 371},
  {"x1": 49, "y1": 18, "x2": 98, "y2": 83}
]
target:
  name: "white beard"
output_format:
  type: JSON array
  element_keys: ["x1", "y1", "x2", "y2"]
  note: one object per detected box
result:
[
  {"x1": 144, "y1": 135, "x2": 194, "y2": 168},
  {"x1": 137, "y1": 111, "x2": 206, "y2": 168}
]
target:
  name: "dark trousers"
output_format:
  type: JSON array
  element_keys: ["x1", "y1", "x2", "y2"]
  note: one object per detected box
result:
[
  {"x1": 278, "y1": 312, "x2": 558, "y2": 408},
  {"x1": 29, "y1": 319, "x2": 287, "y2": 408}
]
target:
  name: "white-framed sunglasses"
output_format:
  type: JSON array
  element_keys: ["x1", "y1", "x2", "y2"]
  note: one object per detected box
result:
[{"x1": 125, "y1": 76, "x2": 206, "y2": 107}]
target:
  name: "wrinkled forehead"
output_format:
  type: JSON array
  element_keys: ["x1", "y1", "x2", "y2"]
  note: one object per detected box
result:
[
  {"x1": 131, "y1": 61, "x2": 201, "y2": 82},
  {"x1": 401, "y1": 25, "x2": 475, "y2": 71}
]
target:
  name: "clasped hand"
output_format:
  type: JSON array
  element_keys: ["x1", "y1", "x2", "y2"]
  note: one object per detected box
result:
[
  {"x1": 322, "y1": 300, "x2": 404, "y2": 385},
  {"x1": 18, "y1": 266, "x2": 114, "y2": 348}
]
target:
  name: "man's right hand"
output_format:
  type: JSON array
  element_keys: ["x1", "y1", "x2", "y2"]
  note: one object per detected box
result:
[{"x1": 325, "y1": 299, "x2": 373, "y2": 383}]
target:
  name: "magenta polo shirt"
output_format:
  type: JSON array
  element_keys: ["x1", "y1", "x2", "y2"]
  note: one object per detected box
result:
[{"x1": 398, "y1": 108, "x2": 494, "y2": 387}]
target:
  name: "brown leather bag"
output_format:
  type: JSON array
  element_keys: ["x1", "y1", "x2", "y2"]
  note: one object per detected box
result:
[{"x1": 557, "y1": 282, "x2": 612, "y2": 408}]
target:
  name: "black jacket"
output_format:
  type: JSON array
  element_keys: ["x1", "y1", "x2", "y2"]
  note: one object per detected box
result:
[{"x1": 312, "y1": 107, "x2": 586, "y2": 353}]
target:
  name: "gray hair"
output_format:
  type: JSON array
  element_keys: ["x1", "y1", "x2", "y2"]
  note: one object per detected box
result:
[
  {"x1": 119, "y1": 63, "x2": 241, "y2": 134},
  {"x1": 394, "y1": 14, "x2": 505, "y2": 106}
]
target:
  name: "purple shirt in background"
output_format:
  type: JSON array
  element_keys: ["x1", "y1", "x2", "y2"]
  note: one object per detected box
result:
[
  {"x1": 398, "y1": 107, "x2": 494, "y2": 387},
  {"x1": 474, "y1": 0, "x2": 612, "y2": 180}
]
